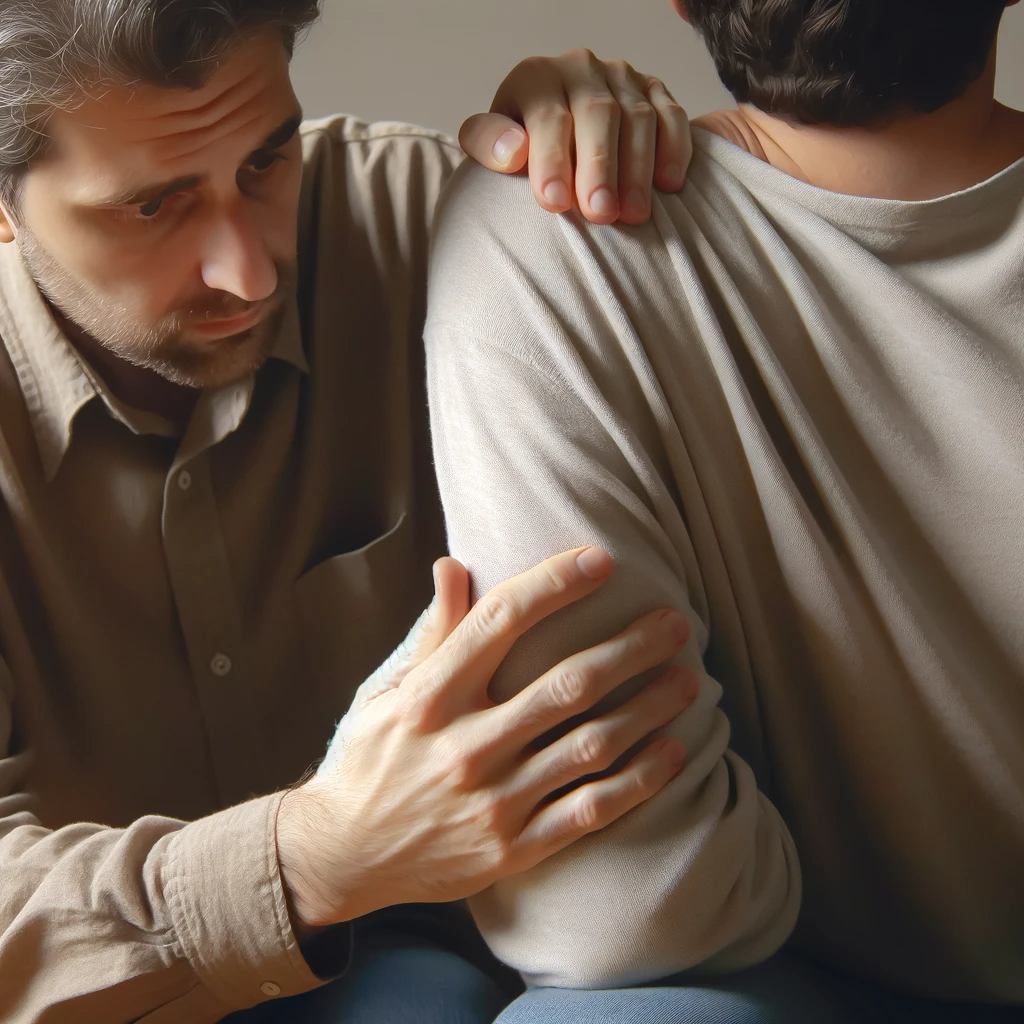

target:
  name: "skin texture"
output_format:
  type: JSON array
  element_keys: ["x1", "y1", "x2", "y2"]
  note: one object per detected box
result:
[
  {"x1": 0, "y1": 31, "x2": 700, "y2": 938},
  {"x1": 679, "y1": 1, "x2": 1024, "y2": 200},
  {"x1": 462, "y1": 48, "x2": 692, "y2": 225},
  {"x1": 0, "y1": 33, "x2": 693, "y2": 424},
  {"x1": 4, "y1": 31, "x2": 304, "y2": 422},
  {"x1": 278, "y1": 549, "x2": 696, "y2": 933}
]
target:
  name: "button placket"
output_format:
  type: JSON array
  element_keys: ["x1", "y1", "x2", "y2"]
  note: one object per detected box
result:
[{"x1": 162, "y1": 449, "x2": 248, "y2": 803}]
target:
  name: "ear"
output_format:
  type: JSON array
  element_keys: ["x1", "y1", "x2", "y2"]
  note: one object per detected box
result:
[
  {"x1": 670, "y1": 0, "x2": 691, "y2": 21},
  {"x1": 0, "y1": 204, "x2": 16, "y2": 244}
]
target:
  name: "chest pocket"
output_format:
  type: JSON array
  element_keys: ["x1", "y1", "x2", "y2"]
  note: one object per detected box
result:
[{"x1": 292, "y1": 512, "x2": 432, "y2": 723}]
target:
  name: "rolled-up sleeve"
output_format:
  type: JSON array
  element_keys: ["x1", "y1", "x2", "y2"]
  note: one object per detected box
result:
[
  {"x1": 0, "y1": 655, "x2": 327, "y2": 1022},
  {"x1": 424, "y1": 163, "x2": 800, "y2": 989}
]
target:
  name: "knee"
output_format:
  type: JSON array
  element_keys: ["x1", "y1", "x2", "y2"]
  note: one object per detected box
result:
[{"x1": 331, "y1": 946, "x2": 511, "y2": 1024}]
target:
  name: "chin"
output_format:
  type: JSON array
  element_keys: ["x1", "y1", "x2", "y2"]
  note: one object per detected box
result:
[{"x1": 155, "y1": 328, "x2": 274, "y2": 390}]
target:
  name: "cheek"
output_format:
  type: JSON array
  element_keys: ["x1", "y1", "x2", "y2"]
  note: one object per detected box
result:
[
  {"x1": 259, "y1": 168, "x2": 302, "y2": 259},
  {"x1": 74, "y1": 233, "x2": 198, "y2": 320}
]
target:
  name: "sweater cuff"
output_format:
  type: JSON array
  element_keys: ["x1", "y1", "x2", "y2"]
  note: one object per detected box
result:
[{"x1": 164, "y1": 792, "x2": 331, "y2": 1010}]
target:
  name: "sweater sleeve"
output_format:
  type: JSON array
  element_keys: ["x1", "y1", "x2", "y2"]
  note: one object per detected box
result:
[
  {"x1": 0, "y1": 653, "x2": 325, "y2": 1022},
  {"x1": 424, "y1": 163, "x2": 801, "y2": 989}
]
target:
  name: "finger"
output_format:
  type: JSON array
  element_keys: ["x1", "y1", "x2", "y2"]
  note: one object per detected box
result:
[
  {"x1": 514, "y1": 735, "x2": 686, "y2": 862},
  {"x1": 356, "y1": 558, "x2": 470, "y2": 706},
  {"x1": 490, "y1": 607, "x2": 691, "y2": 751},
  {"x1": 431, "y1": 557, "x2": 472, "y2": 646},
  {"x1": 458, "y1": 112, "x2": 529, "y2": 174},
  {"x1": 513, "y1": 665, "x2": 697, "y2": 805},
  {"x1": 560, "y1": 50, "x2": 623, "y2": 223},
  {"x1": 491, "y1": 58, "x2": 575, "y2": 213},
  {"x1": 405, "y1": 547, "x2": 615, "y2": 714},
  {"x1": 643, "y1": 76, "x2": 692, "y2": 194},
  {"x1": 604, "y1": 61, "x2": 658, "y2": 224}
]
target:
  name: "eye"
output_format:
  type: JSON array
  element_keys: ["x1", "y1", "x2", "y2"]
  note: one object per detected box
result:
[
  {"x1": 247, "y1": 150, "x2": 285, "y2": 173},
  {"x1": 116, "y1": 190, "x2": 188, "y2": 226},
  {"x1": 138, "y1": 196, "x2": 165, "y2": 219}
]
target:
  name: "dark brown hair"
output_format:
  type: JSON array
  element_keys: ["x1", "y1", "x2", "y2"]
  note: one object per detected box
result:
[{"x1": 683, "y1": 0, "x2": 1006, "y2": 126}]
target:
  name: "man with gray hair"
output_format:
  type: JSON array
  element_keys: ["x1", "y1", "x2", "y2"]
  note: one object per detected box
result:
[{"x1": 0, "y1": 1, "x2": 700, "y2": 1021}]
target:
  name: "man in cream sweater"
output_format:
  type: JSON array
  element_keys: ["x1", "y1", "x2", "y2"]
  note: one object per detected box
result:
[{"x1": 426, "y1": 0, "x2": 1024, "y2": 1020}]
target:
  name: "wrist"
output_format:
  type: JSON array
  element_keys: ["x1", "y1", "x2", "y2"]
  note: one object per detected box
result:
[{"x1": 276, "y1": 784, "x2": 340, "y2": 932}]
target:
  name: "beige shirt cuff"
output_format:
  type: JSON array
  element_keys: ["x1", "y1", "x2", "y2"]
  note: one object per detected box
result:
[{"x1": 164, "y1": 792, "x2": 327, "y2": 1010}]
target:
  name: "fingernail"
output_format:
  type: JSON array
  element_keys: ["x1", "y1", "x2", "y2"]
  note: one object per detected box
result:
[
  {"x1": 676, "y1": 669, "x2": 699, "y2": 704},
  {"x1": 625, "y1": 188, "x2": 647, "y2": 214},
  {"x1": 659, "y1": 609, "x2": 689, "y2": 646},
  {"x1": 493, "y1": 129, "x2": 524, "y2": 166},
  {"x1": 663, "y1": 162, "x2": 685, "y2": 189},
  {"x1": 576, "y1": 546, "x2": 612, "y2": 579},
  {"x1": 662, "y1": 737, "x2": 686, "y2": 767},
  {"x1": 543, "y1": 179, "x2": 572, "y2": 208},
  {"x1": 589, "y1": 187, "x2": 617, "y2": 217}
]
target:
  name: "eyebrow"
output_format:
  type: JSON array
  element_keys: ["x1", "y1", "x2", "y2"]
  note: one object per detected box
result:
[{"x1": 95, "y1": 111, "x2": 304, "y2": 208}]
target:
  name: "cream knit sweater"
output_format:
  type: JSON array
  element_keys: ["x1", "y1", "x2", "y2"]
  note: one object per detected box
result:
[{"x1": 425, "y1": 129, "x2": 1024, "y2": 1002}]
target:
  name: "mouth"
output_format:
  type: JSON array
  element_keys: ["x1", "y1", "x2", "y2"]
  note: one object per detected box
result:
[{"x1": 190, "y1": 305, "x2": 267, "y2": 341}]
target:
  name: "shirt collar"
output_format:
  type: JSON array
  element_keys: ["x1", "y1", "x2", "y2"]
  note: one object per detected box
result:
[{"x1": 0, "y1": 243, "x2": 309, "y2": 482}]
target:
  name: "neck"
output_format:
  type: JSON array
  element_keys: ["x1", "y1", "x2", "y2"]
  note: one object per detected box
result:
[
  {"x1": 56, "y1": 314, "x2": 200, "y2": 427},
  {"x1": 696, "y1": 57, "x2": 1024, "y2": 200}
]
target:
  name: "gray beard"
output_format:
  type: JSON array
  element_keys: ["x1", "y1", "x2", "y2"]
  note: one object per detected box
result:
[{"x1": 18, "y1": 228, "x2": 293, "y2": 389}]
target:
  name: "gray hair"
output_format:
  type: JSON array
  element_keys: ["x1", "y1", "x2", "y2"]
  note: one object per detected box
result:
[{"x1": 0, "y1": 0, "x2": 321, "y2": 206}]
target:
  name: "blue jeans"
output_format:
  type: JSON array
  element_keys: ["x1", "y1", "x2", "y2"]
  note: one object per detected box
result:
[{"x1": 229, "y1": 937, "x2": 1021, "y2": 1024}]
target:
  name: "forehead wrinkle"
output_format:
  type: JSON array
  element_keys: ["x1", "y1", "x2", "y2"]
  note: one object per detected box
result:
[
  {"x1": 77, "y1": 31, "x2": 288, "y2": 137},
  {"x1": 113, "y1": 75, "x2": 252, "y2": 135},
  {"x1": 147, "y1": 85, "x2": 289, "y2": 165}
]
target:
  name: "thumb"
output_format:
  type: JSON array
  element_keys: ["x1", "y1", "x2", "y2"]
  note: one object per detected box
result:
[
  {"x1": 459, "y1": 113, "x2": 529, "y2": 173},
  {"x1": 317, "y1": 559, "x2": 470, "y2": 777},
  {"x1": 366, "y1": 558, "x2": 469, "y2": 699}
]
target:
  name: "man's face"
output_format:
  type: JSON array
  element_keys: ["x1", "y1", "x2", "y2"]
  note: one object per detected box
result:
[{"x1": 6, "y1": 30, "x2": 304, "y2": 390}]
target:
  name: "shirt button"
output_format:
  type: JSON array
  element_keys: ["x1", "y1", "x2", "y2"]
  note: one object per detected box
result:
[
  {"x1": 260, "y1": 981, "x2": 281, "y2": 998},
  {"x1": 210, "y1": 653, "x2": 233, "y2": 677},
  {"x1": 177, "y1": 470, "x2": 192, "y2": 491}
]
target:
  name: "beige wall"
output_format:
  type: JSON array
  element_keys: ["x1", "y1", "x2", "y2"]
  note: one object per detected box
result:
[{"x1": 291, "y1": 0, "x2": 1024, "y2": 138}]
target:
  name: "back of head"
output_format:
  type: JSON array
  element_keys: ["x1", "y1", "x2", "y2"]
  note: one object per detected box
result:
[
  {"x1": 0, "y1": 0, "x2": 321, "y2": 203},
  {"x1": 683, "y1": 0, "x2": 1007, "y2": 126}
]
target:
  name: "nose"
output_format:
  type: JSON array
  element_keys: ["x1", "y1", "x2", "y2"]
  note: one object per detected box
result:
[{"x1": 199, "y1": 202, "x2": 278, "y2": 302}]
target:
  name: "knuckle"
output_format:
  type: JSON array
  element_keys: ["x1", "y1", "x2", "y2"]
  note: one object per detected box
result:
[
  {"x1": 573, "y1": 725, "x2": 611, "y2": 768},
  {"x1": 571, "y1": 793, "x2": 602, "y2": 832},
  {"x1": 623, "y1": 101, "x2": 656, "y2": 127},
  {"x1": 548, "y1": 667, "x2": 590, "y2": 709},
  {"x1": 538, "y1": 561, "x2": 575, "y2": 598},
  {"x1": 447, "y1": 746, "x2": 484, "y2": 791},
  {"x1": 473, "y1": 591, "x2": 520, "y2": 637},
  {"x1": 577, "y1": 94, "x2": 620, "y2": 122},
  {"x1": 396, "y1": 684, "x2": 434, "y2": 731},
  {"x1": 513, "y1": 55, "x2": 545, "y2": 77},
  {"x1": 479, "y1": 792, "x2": 515, "y2": 840},
  {"x1": 563, "y1": 46, "x2": 596, "y2": 65},
  {"x1": 533, "y1": 105, "x2": 571, "y2": 131}
]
